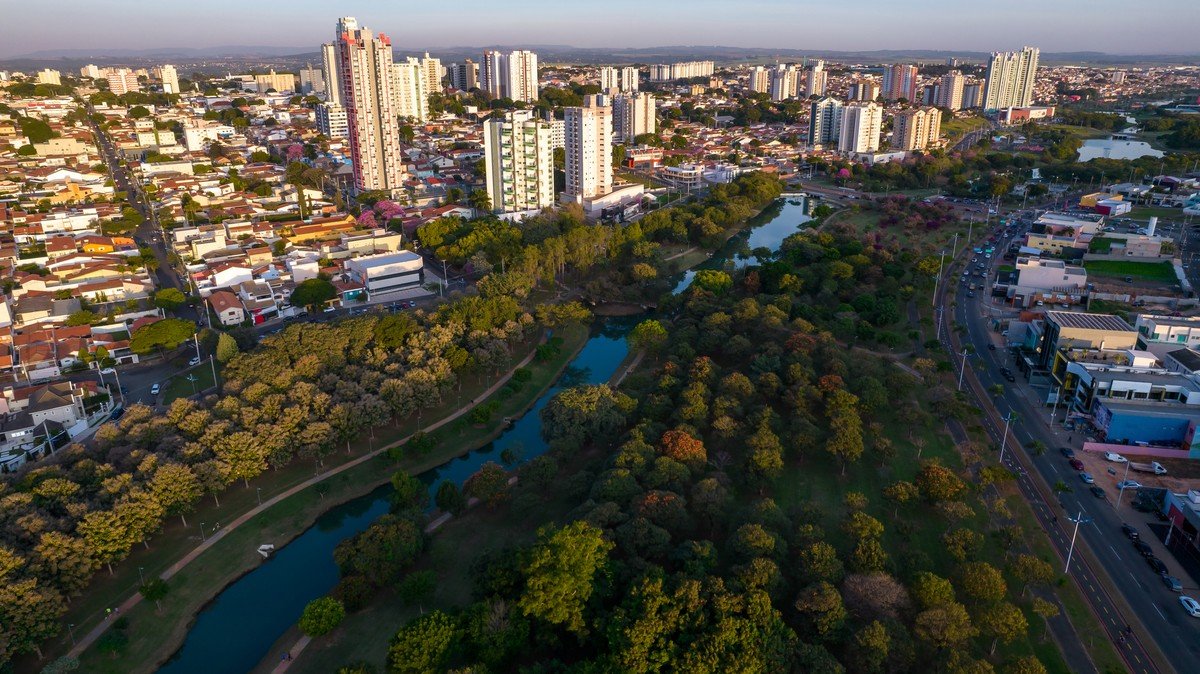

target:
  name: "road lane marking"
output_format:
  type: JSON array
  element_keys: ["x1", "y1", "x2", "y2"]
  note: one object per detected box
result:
[{"x1": 1153, "y1": 604, "x2": 1165, "y2": 620}]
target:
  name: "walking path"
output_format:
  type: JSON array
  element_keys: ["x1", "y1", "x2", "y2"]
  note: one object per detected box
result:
[{"x1": 66, "y1": 347, "x2": 540, "y2": 660}]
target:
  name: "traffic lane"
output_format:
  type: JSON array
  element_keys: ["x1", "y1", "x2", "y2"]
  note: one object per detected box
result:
[{"x1": 957, "y1": 290, "x2": 1200, "y2": 667}]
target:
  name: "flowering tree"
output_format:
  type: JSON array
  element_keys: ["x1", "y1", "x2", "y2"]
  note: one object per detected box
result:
[
  {"x1": 286, "y1": 143, "x2": 304, "y2": 162},
  {"x1": 357, "y1": 211, "x2": 378, "y2": 228},
  {"x1": 375, "y1": 200, "x2": 404, "y2": 221}
]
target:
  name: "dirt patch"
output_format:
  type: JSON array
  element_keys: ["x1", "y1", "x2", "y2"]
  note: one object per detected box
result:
[{"x1": 1075, "y1": 450, "x2": 1200, "y2": 496}]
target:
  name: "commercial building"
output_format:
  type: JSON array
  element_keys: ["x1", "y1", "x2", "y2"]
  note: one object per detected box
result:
[
  {"x1": 882, "y1": 64, "x2": 918, "y2": 101},
  {"x1": 299, "y1": 64, "x2": 325, "y2": 94},
  {"x1": 105, "y1": 68, "x2": 139, "y2": 95},
  {"x1": 938, "y1": 70, "x2": 964, "y2": 110},
  {"x1": 254, "y1": 69, "x2": 295, "y2": 94},
  {"x1": 482, "y1": 110, "x2": 555, "y2": 214},
  {"x1": 161, "y1": 64, "x2": 180, "y2": 95},
  {"x1": 984, "y1": 46, "x2": 1039, "y2": 110},
  {"x1": 344, "y1": 250, "x2": 424, "y2": 295},
  {"x1": 891, "y1": 106, "x2": 941, "y2": 151},
  {"x1": 998, "y1": 105, "x2": 1055, "y2": 125},
  {"x1": 838, "y1": 102, "x2": 882, "y2": 154},
  {"x1": 1137, "y1": 315, "x2": 1200, "y2": 350},
  {"x1": 315, "y1": 103, "x2": 349, "y2": 138},
  {"x1": 393, "y1": 57, "x2": 429, "y2": 122},
  {"x1": 748, "y1": 66, "x2": 771, "y2": 95},
  {"x1": 321, "y1": 42, "x2": 342, "y2": 105},
  {"x1": 449, "y1": 59, "x2": 478, "y2": 91},
  {"x1": 847, "y1": 78, "x2": 880, "y2": 102},
  {"x1": 1038, "y1": 311, "x2": 1138, "y2": 370},
  {"x1": 805, "y1": 60, "x2": 827, "y2": 97},
  {"x1": 808, "y1": 97, "x2": 844, "y2": 149},
  {"x1": 333, "y1": 16, "x2": 407, "y2": 195},
  {"x1": 613, "y1": 92, "x2": 655, "y2": 144},
  {"x1": 481, "y1": 49, "x2": 539, "y2": 102},
  {"x1": 36, "y1": 69, "x2": 61, "y2": 86},
  {"x1": 564, "y1": 95, "x2": 612, "y2": 203}
]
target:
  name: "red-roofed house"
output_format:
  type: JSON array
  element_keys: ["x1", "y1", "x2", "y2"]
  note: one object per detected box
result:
[{"x1": 207, "y1": 290, "x2": 245, "y2": 326}]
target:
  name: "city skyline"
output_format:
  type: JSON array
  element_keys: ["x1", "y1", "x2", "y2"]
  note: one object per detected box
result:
[{"x1": 2, "y1": 0, "x2": 1199, "y2": 58}]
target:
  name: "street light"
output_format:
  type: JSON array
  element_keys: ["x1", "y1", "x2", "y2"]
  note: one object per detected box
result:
[
  {"x1": 199, "y1": 522, "x2": 207, "y2": 542},
  {"x1": 137, "y1": 566, "x2": 145, "y2": 585},
  {"x1": 1114, "y1": 460, "x2": 1133, "y2": 511},
  {"x1": 67, "y1": 623, "x2": 76, "y2": 646},
  {"x1": 999, "y1": 411, "x2": 1015, "y2": 464},
  {"x1": 957, "y1": 348, "x2": 969, "y2": 391},
  {"x1": 1064, "y1": 510, "x2": 1093, "y2": 573},
  {"x1": 256, "y1": 487, "x2": 262, "y2": 505}
]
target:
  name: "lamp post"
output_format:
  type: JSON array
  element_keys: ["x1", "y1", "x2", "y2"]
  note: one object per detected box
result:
[
  {"x1": 957, "y1": 348, "x2": 969, "y2": 391},
  {"x1": 1114, "y1": 460, "x2": 1133, "y2": 511},
  {"x1": 999, "y1": 411, "x2": 1015, "y2": 464},
  {"x1": 199, "y1": 522, "x2": 207, "y2": 542},
  {"x1": 1050, "y1": 384, "x2": 1064, "y2": 423},
  {"x1": 187, "y1": 374, "x2": 198, "y2": 396},
  {"x1": 932, "y1": 250, "x2": 947, "y2": 309},
  {"x1": 1065, "y1": 510, "x2": 1092, "y2": 573},
  {"x1": 67, "y1": 623, "x2": 76, "y2": 646},
  {"x1": 137, "y1": 566, "x2": 145, "y2": 585},
  {"x1": 256, "y1": 487, "x2": 262, "y2": 506}
]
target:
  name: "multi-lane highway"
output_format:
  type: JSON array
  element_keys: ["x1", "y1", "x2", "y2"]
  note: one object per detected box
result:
[{"x1": 940, "y1": 213, "x2": 1198, "y2": 674}]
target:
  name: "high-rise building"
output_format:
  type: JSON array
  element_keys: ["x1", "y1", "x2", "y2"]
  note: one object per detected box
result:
[
  {"x1": 648, "y1": 61, "x2": 714, "y2": 81},
  {"x1": 620, "y1": 66, "x2": 639, "y2": 92},
  {"x1": 921, "y1": 84, "x2": 939, "y2": 106},
  {"x1": 938, "y1": 70, "x2": 964, "y2": 111},
  {"x1": 805, "y1": 60, "x2": 827, "y2": 98},
  {"x1": 80, "y1": 64, "x2": 101, "y2": 79},
  {"x1": 334, "y1": 16, "x2": 406, "y2": 194},
  {"x1": 393, "y1": 57, "x2": 429, "y2": 122},
  {"x1": 882, "y1": 64, "x2": 918, "y2": 102},
  {"x1": 481, "y1": 50, "x2": 539, "y2": 102},
  {"x1": 564, "y1": 95, "x2": 612, "y2": 202},
  {"x1": 892, "y1": 106, "x2": 942, "y2": 151},
  {"x1": 482, "y1": 110, "x2": 555, "y2": 213},
  {"x1": 161, "y1": 64, "x2": 180, "y2": 95},
  {"x1": 299, "y1": 64, "x2": 325, "y2": 94},
  {"x1": 1110, "y1": 70, "x2": 1127, "y2": 84},
  {"x1": 847, "y1": 78, "x2": 880, "y2": 102},
  {"x1": 420, "y1": 52, "x2": 442, "y2": 95},
  {"x1": 808, "y1": 97, "x2": 844, "y2": 149},
  {"x1": 748, "y1": 66, "x2": 771, "y2": 95},
  {"x1": 37, "y1": 69, "x2": 62, "y2": 86},
  {"x1": 838, "y1": 101, "x2": 882, "y2": 154},
  {"x1": 962, "y1": 82, "x2": 983, "y2": 109},
  {"x1": 321, "y1": 42, "x2": 342, "y2": 105},
  {"x1": 105, "y1": 68, "x2": 138, "y2": 95},
  {"x1": 613, "y1": 92, "x2": 656, "y2": 144},
  {"x1": 769, "y1": 64, "x2": 800, "y2": 101},
  {"x1": 316, "y1": 103, "x2": 349, "y2": 138},
  {"x1": 449, "y1": 60, "x2": 479, "y2": 91},
  {"x1": 983, "y1": 46, "x2": 1039, "y2": 110},
  {"x1": 600, "y1": 67, "x2": 619, "y2": 92}
]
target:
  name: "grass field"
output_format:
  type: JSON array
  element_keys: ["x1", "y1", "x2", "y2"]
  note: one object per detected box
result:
[
  {"x1": 1127, "y1": 205, "x2": 1190, "y2": 222},
  {"x1": 1039, "y1": 124, "x2": 1111, "y2": 140},
  {"x1": 161, "y1": 363, "x2": 217, "y2": 404},
  {"x1": 942, "y1": 116, "x2": 989, "y2": 140},
  {"x1": 1083, "y1": 259, "x2": 1177, "y2": 283}
]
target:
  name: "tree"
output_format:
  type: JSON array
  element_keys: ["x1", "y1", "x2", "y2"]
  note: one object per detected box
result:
[
  {"x1": 77, "y1": 510, "x2": 134, "y2": 574},
  {"x1": 692, "y1": 269, "x2": 733, "y2": 294},
  {"x1": 462, "y1": 462, "x2": 509, "y2": 506},
  {"x1": 914, "y1": 601, "x2": 977, "y2": 649},
  {"x1": 882, "y1": 480, "x2": 919, "y2": 516},
  {"x1": 540, "y1": 385, "x2": 634, "y2": 453},
  {"x1": 128, "y1": 105, "x2": 151, "y2": 119},
  {"x1": 153, "y1": 288, "x2": 187, "y2": 311},
  {"x1": 289, "y1": 277, "x2": 338, "y2": 312},
  {"x1": 467, "y1": 189, "x2": 491, "y2": 214},
  {"x1": 850, "y1": 621, "x2": 890, "y2": 674},
  {"x1": 139, "y1": 577, "x2": 169, "y2": 611},
  {"x1": 149, "y1": 463, "x2": 200, "y2": 527},
  {"x1": 794, "y1": 581, "x2": 846, "y2": 640},
  {"x1": 798, "y1": 541, "x2": 844, "y2": 585},
  {"x1": 215, "y1": 332, "x2": 239, "y2": 363},
  {"x1": 32, "y1": 532, "x2": 95, "y2": 595},
  {"x1": 911, "y1": 571, "x2": 956, "y2": 610},
  {"x1": 435, "y1": 480, "x2": 467, "y2": 515},
  {"x1": 130, "y1": 318, "x2": 196, "y2": 355},
  {"x1": 841, "y1": 573, "x2": 910, "y2": 623},
  {"x1": 1030, "y1": 598, "x2": 1059, "y2": 640},
  {"x1": 1004, "y1": 656, "x2": 1048, "y2": 674},
  {"x1": 960, "y1": 561, "x2": 1007, "y2": 604},
  {"x1": 299, "y1": 596, "x2": 346, "y2": 637},
  {"x1": 629, "y1": 319, "x2": 669, "y2": 354},
  {"x1": 518, "y1": 521, "x2": 613, "y2": 634},
  {"x1": 396, "y1": 570, "x2": 436, "y2": 607},
  {"x1": 390, "y1": 471, "x2": 428, "y2": 512},
  {"x1": 388, "y1": 610, "x2": 460, "y2": 674},
  {"x1": 334, "y1": 515, "x2": 424, "y2": 587},
  {"x1": 0, "y1": 578, "x2": 64, "y2": 659},
  {"x1": 658, "y1": 429, "x2": 706, "y2": 468},
  {"x1": 916, "y1": 461, "x2": 967, "y2": 502},
  {"x1": 1008, "y1": 554, "x2": 1054, "y2": 596},
  {"x1": 977, "y1": 601, "x2": 1028, "y2": 654}
]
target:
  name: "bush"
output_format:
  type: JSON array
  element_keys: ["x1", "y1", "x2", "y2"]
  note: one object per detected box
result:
[
  {"x1": 332, "y1": 575, "x2": 373, "y2": 612},
  {"x1": 298, "y1": 596, "x2": 346, "y2": 637}
]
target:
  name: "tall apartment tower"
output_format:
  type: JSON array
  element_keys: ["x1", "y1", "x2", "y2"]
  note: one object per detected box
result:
[
  {"x1": 564, "y1": 95, "x2": 612, "y2": 202},
  {"x1": 769, "y1": 64, "x2": 800, "y2": 101},
  {"x1": 161, "y1": 64, "x2": 180, "y2": 94},
  {"x1": 105, "y1": 68, "x2": 139, "y2": 95},
  {"x1": 600, "y1": 67, "x2": 619, "y2": 92},
  {"x1": 983, "y1": 46, "x2": 1039, "y2": 110},
  {"x1": 837, "y1": 101, "x2": 882, "y2": 154},
  {"x1": 393, "y1": 57, "x2": 429, "y2": 122},
  {"x1": 483, "y1": 110, "x2": 555, "y2": 214},
  {"x1": 321, "y1": 43, "x2": 342, "y2": 105},
  {"x1": 749, "y1": 66, "x2": 771, "y2": 95},
  {"x1": 80, "y1": 64, "x2": 101, "y2": 79},
  {"x1": 613, "y1": 92, "x2": 656, "y2": 144},
  {"x1": 962, "y1": 82, "x2": 984, "y2": 109},
  {"x1": 805, "y1": 60, "x2": 827, "y2": 98},
  {"x1": 892, "y1": 107, "x2": 942, "y2": 151},
  {"x1": 420, "y1": 52, "x2": 442, "y2": 95},
  {"x1": 334, "y1": 16, "x2": 406, "y2": 195},
  {"x1": 847, "y1": 78, "x2": 880, "y2": 102},
  {"x1": 808, "y1": 97, "x2": 844, "y2": 149},
  {"x1": 938, "y1": 70, "x2": 965, "y2": 111},
  {"x1": 299, "y1": 64, "x2": 325, "y2": 94},
  {"x1": 620, "y1": 66, "x2": 639, "y2": 92},
  {"x1": 449, "y1": 60, "x2": 479, "y2": 91},
  {"x1": 882, "y1": 64, "x2": 918, "y2": 101},
  {"x1": 481, "y1": 50, "x2": 539, "y2": 102}
]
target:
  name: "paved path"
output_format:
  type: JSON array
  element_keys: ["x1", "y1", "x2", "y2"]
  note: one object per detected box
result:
[
  {"x1": 66, "y1": 347, "x2": 540, "y2": 659},
  {"x1": 610, "y1": 350, "x2": 644, "y2": 387}
]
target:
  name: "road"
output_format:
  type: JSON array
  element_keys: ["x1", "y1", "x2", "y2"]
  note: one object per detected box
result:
[{"x1": 942, "y1": 211, "x2": 1198, "y2": 674}]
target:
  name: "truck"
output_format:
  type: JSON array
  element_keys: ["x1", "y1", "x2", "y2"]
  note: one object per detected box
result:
[{"x1": 1129, "y1": 461, "x2": 1168, "y2": 475}]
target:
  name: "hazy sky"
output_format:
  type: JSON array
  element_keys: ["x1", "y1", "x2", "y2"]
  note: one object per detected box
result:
[{"x1": 2, "y1": 0, "x2": 1197, "y2": 57}]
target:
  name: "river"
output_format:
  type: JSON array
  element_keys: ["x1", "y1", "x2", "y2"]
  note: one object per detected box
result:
[{"x1": 155, "y1": 196, "x2": 810, "y2": 674}]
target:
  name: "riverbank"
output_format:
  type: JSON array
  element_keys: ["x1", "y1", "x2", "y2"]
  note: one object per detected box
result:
[{"x1": 67, "y1": 325, "x2": 590, "y2": 674}]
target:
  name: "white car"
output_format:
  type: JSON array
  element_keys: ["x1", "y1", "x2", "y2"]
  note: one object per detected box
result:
[
  {"x1": 1181, "y1": 596, "x2": 1200, "y2": 618},
  {"x1": 150, "y1": 383, "x2": 161, "y2": 395},
  {"x1": 100, "y1": 367, "x2": 116, "y2": 375},
  {"x1": 188, "y1": 357, "x2": 201, "y2": 366},
  {"x1": 1104, "y1": 452, "x2": 1128, "y2": 463},
  {"x1": 1117, "y1": 480, "x2": 1142, "y2": 490}
]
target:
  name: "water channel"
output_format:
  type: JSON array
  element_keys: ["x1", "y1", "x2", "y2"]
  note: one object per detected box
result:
[{"x1": 155, "y1": 196, "x2": 811, "y2": 674}]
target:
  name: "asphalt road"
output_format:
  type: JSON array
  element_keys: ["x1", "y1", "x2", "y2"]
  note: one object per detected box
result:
[{"x1": 943, "y1": 215, "x2": 1200, "y2": 674}]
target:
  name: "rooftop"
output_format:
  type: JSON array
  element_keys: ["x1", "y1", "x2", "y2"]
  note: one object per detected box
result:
[{"x1": 1048, "y1": 311, "x2": 1135, "y2": 333}]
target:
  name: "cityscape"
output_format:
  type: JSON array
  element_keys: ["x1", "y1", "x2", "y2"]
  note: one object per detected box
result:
[{"x1": 2, "y1": 4, "x2": 1200, "y2": 674}]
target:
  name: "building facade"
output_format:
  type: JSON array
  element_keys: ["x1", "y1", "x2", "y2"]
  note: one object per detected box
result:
[
  {"x1": 315, "y1": 103, "x2": 349, "y2": 138},
  {"x1": 984, "y1": 46, "x2": 1039, "y2": 110},
  {"x1": 648, "y1": 61, "x2": 714, "y2": 81},
  {"x1": 321, "y1": 42, "x2": 342, "y2": 105},
  {"x1": 770, "y1": 64, "x2": 800, "y2": 101},
  {"x1": 564, "y1": 96, "x2": 612, "y2": 202},
  {"x1": 809, "y1": 97, "x2": 844, "y2": 149},
  {"x1": 449, "y1": 60, "x2": 479, "y2": 91},
  {"x1": 892, "y1": 106, "x2": 941, "y2": 151},
  {"x1": 838, "y1": 102, "x2": 882, "y2": 154},
  {"x1": 613, "y1": 92, "x2": 656, "y2": 144},
  {"x1": 481, "y1": 50, "x2": 539, "y2": 102},
  {"x1": 805, "y1": 60, "x2": 827, "y2": 98},
  {"x1": 882, "y1": 64, "x2": 918, "y2": 102},
  {"x1": 393, "y1": 57, "x2": 429, "y2": 122},
  {"x1": 847, "y1": 78, "x2": 880, "y2": 102},
  {"x1": 938, "y1": 70, "x2": 964, "y2": 110},
  {"x1": 334, "y1": 16, "x2": 406, "y2": 194},
  {"x1": 299, "y1": 64, "x2": 325, "y2": 94},
  {"x1": 161, "y1": 64, "x2": 180, "y2": 95},
  {"x1": 483, "y1": 110, "x2": 555, "y2": 213},
  {"x1": 105, "y1": 68, "x2": 139, "y2": 95},
  {"x1": 749, "y1": 66, "x2": 770, "y2": 95}
]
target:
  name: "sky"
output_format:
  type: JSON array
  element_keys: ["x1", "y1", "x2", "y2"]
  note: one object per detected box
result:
[{"x1": 1, "y1": 0, "x2": 1198, "y2": 58}]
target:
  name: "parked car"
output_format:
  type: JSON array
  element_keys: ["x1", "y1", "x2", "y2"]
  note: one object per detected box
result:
[
  {"x1": 99, "y1": 367, "x2": 116, "y2": 375},
  {"x1": 987, "y1": 343, "x2": 997, "y2": 351},
  {"x1": 1060, "y1": 447, "x2": 1076, "y2": 459},
  {"x1": 1148, "y1": 557, "x2": 1168, "y2": 575},
  {"x1": 108, "y1": 406, "x2": 125, "y2": 421},
  {"x1": 1003, "y1": 371, "x2": 1016, "y2": 382},
  {"x1": 150, "y1": 383, "x2": 161, "y2": 395},
  {"x1": 1104, "y1": 452, "x2": 1129, "y2": 463},
  {"x1": 188, "y1": 357, "x2": 201, "y2": 367},
  {"x1": 1068, "y1": 459, "x2": 1085, "y2": 471},
  {"x1": 1180, "y1": 596, "x2": 1200, "y2": 618},
  {"x1": 1117, "y1": 480, "x2": 1143, "y2": 491},
  {"x1": 1089, "y1": 486, "x2": 1106, "y2": 499},
  {"x1": 1122, "y1": 524, "x2": 1140, "y2": 540},
  {"x1": 1163, "y1": 575, "x2": 1183, "y2": 592},
  {"x1": 1133, "y1": 540, "x2": 1154, "y2": 557},
  {"x1": 1079, "y1": 472, "x2": 1094, "y2": 484}
]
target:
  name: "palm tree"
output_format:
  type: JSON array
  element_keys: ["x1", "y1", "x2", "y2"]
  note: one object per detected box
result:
[{"x1": 467, "y1": 189, "x2": 491, "y2": 216}]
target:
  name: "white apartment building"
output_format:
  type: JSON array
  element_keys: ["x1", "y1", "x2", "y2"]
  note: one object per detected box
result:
[
  {"x1": 315, "y1": 103, "x2": 349, "y2": 138},
  {"x1": 549, "y1": 119, "x2": 565, "y2": 150},
  {"x1": 299, "y1": 64, "x2": 325, "y2": 94},
  {"x1": 938, "y1": 70, "x2": 964, "y2": 110},
  {"x1": 160, "y1": 64, "x2": 180, "y2": 94},
  {"x1": 984, "y1": 46, "x2": 1039, "y2": 110},
  {"x1": 420, "y1": 52, "x2": 442, "y2": 95},
  {"x1": 838, "y1": 102, "x2": 882, "y2": 154},
  {"x1": 106, "y1": 68, "x2": 139, "y2": 95},
  {"x1": 564, "y1": 96, "x2": 612, "y2": 202},
  {"x1": 769, "y1": 64, "x2": 800, "y2": 101},
  {"x1": 808, "y1": 97, "x2": 844, "y2": 148},
  {"x1": 483, "y1": 111, "x2": 555, "y2": 214},
  {"x1": 321, "y1": 42, "x2": 342, "y2": 105},
  {"x1": 648, "y1": 61, "x2": 714, "y2": 81},
  {"x1": 481, "y1": 50, "x2": 539, "y2": 102},
  {"x1": 80, "y1": 64, "x2": 101, "y2": 79},
  {"x1": 892, "y1": 106, "x2": 942, "y2": 151},
  {"x1": 393, "y1": 57, "x2": 429, "y2": 122},
  {"x1": 847, "y1": 79, "x2": 880, "y2": 102},
  {"x1": 600, "y1": 67, "x2": 619, "y2": 92},
  {"x1": 37, "y1": 69, "x2": 61, "y2": 86},
  {"x1": 449, "y1": 60, "x2": 478, "y2": 91},
  {"x1": 334, "y1": 16, "x2": 406, "y2": 195},
  {"x1": 254, "y1": 69, "x2": 295, "y2": 94},
  {"x1": 805, "y1": 61, "x2": 827, "y2": 98},
  {"x1": 613, "y1": 92, "x2": 655, "y2": 144},
  {"x1": 620, "y1": 66, "x2": 639, "y2": 92},
  {"x1": 749, "y1": 66, "x2": 770, "y2": 95}
]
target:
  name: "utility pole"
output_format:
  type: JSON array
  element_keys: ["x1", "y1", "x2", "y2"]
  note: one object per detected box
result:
[
  {"x1": 1065, "y1": 510, "x2": 1091, "y2": 573},
  {"x1": 1114, "y1": 460, "x2": 1133, "y2": 511},
  {"x1": 957, "y1": 348, "x2": 969, "y2": 390},
  {"x1": 1050, "y1": 384, "x2": 1063, "y2": 423},
  {"x1": 932, "y1": 250, "x2": 946, "y2": 309},
  {"x1": 999, "y1": 411, "x2": 1014, "y2": 463}
]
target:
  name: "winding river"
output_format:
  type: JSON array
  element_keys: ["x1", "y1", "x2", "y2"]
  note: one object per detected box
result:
[{"x1": 155, "y1": 196, "x2": 811, "y2": 674}]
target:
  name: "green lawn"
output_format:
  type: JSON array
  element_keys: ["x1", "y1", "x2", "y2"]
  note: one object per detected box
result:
[
  {"x1": 1088, "y1": 237, "x2": 1117, "y2": 254},
  {"x1": 1083, "y1": 259, "x2": 1177, "y2": 283},
  {"x1": 161, "y1": 364, "x2": 218, "y2": 404},
  {"x1": 1039, "y1": 124, "x2": 1111, "y2": 140},
  {"x1": 1127, "y1": 205, "x2": 1188, "y2": 222},
  {"x1": 942, "y1": 116, "x2": 989, "y2": 140}
]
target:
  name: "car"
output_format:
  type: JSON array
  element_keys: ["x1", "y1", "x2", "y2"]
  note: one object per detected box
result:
[
  {"x1": 100, "y1": 367, "x2": 116, "y2": 375},
  {"x1": 323, "y1": 306, "x2": 336, "y2": 313},
  {"x1": 188, "y1": 357, "x2": 201, "y2": 367},
  {"x1": 150, "y1": 383, "x2": 161, "y2": 395},
  {"x1": 1104, "y1": 452, "x2": 1128, "y2": 463},
  {"x1": 1117, "y1": 480, "x2": 1143, "y2": 491},
  {"x1": 1148, "y1": 556, "x2": 1168, "y2": 575},
  {"x1": 1122, "y1": 524, "x2": 1140, "y2": 540},
  {"x1": 1163, "y1": 575, "x2": 1184, "y2": 592},
  {"x1": 1060, "y1": 447, "x2": 1075, "y2": 458},
  {"x1": 108, "y1": 406, "x2": 125, "y2": 421},
  {"x1": 1090, "y1": 486, "x2": 1107, "y2": 499},
  {"x1": 1181, "y1": 596, "x2": 1200, "y2": 617},
  {"x1": 988, "y1": 344, "x2": 997, "y2": 351},
  {"x1": 1069, "y1": 458, "x2": 1085, "y2": 470},
  {"x1": 966, "y1": 291, "x2": 975, "y2": 298},
  {"x1": 1080, "y1": 472, "x2": 1095, "y2": 484},
  {"x1": 1133, "y1": 540, "x2": 1154, "y2": 557},
  {"x1": 1003, "y1": 372, "x2": 1016, "y2": 382}
]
